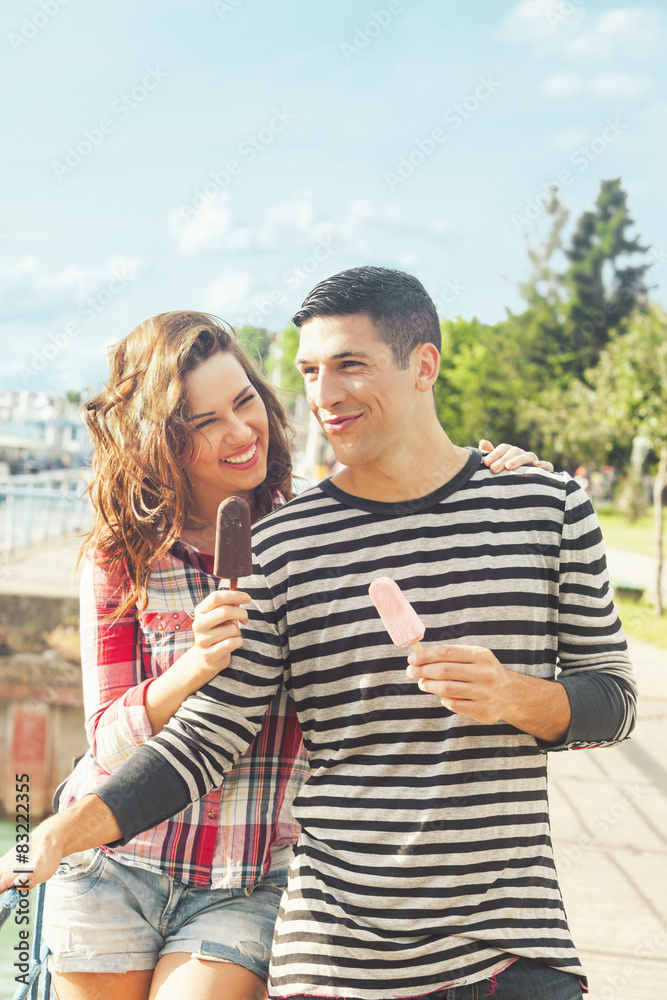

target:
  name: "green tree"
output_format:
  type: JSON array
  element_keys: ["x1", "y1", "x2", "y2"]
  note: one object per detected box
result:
[
  {"x1": 237, "y1": 325, "x2": 271, "y2": 369},
  {"x1": 435, "y1": 303, "x2": 570, "y2": 451},
  {"x1": 265, "y1": 323, "x2": 303, "y2": 411},
  {"x1": 432, "y1": 181, "x2": 654, "y2": 469},
  {"x1": 515, "y1": 193, "x2": 585, "y2": 387},
  {"x1": 435, "y1": 317, "x2": 491, "y2": 443},
  {"x1": 586, "y1": 306, "x2": 667, "y2": 614},
  {"x1": 518, "y1": 189, "x2": 569, "y2": 314},
  {"x1": 539, "y1": 307, "x2": 667, "y2": 611},
  {"x1": 561, "y1": 178, "x2": 651, "y2": 377}
]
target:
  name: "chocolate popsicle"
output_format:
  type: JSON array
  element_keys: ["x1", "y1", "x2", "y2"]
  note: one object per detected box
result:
[{"x1": 214, "y1": 496, "x2": 253, "y2": 589}]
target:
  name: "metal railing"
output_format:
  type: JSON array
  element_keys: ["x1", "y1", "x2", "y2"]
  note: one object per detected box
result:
[
  {"x1": 0, "y1": 884, "x2": 52, "y2": 1000},
  {"x1": 0, "y1": 471, "x2": 91, "y2": 558}
]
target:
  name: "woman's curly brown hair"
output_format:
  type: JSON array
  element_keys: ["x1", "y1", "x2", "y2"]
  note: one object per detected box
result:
[{"x1": 79, "y1": 311, "x2": 293, "y2": 616}]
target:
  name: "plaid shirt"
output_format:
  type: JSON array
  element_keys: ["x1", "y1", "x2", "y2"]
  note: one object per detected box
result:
[{"x1": 59, "y1": 521, "x2": 307, "y2": 889}]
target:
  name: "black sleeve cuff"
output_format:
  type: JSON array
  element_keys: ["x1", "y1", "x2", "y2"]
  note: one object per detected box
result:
[
  {"x1": 93, "y1": 745, "x2": 193, "y2": 845},
  {"x1": 538, "y1": 671, "x2": 636, "y2": 750}
]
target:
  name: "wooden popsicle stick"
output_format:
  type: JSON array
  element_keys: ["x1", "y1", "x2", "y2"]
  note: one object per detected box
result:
[{"x1": 411, "y1": 640, "x2": 423, "y2": 651}]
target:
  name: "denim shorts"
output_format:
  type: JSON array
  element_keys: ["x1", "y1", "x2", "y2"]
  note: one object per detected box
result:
[{"x1": 42, "y1": 848, "x2": 287, "y2": 980}]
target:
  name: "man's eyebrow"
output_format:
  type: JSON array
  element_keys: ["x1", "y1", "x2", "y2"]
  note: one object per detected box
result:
[
  {"x1": 295, "y1": 351, "x2": 372, "y2": 366},
  {"x1": 191, "y1": 386, "x2": 252, "y2": 419}
]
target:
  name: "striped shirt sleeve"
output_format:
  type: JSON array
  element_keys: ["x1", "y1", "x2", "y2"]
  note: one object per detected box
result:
[{"x1": 549, "y1": 478, "x2": 637, "y2": 749}]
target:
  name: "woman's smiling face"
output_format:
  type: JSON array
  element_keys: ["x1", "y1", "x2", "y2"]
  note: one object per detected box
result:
[{"x1": 184, "y1": 350, "x2": 270, "y2": 509}]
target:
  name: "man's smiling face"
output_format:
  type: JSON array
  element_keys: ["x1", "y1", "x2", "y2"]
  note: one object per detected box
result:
[{"x1": 295, "y1": 312, "x2": 419, "y2": 470}]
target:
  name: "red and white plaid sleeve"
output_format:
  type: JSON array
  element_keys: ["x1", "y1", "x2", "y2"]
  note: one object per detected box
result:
[{"x1": 80, "y1": 557, "x2": 157, "y2": 771}]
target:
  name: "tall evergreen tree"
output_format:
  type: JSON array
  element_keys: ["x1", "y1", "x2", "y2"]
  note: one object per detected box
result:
[
  {"x1": 435, "y1": 180, "x2": 653, "y2": 459},
  {"x1": 562, "y1": 178, "x2": 651, "y2": 376}
]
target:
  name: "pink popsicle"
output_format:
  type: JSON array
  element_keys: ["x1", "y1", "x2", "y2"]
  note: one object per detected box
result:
[{"x1": 369, "y1": 577, "x2": 425, "y2": 650}]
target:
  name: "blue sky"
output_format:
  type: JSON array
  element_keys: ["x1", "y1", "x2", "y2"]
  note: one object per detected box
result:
[{"x1": 1, "y1": 0, "x2": 665, "y2": 394}]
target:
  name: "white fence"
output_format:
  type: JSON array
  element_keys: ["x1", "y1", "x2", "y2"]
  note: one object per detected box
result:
[{"x1": 0, "y1": 471, "x2": 92, "y2": 557}]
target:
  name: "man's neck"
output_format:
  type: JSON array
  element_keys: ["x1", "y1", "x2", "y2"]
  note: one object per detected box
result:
[{"x1": 331, "y1": 436, "x2": 471, "y2": 503}]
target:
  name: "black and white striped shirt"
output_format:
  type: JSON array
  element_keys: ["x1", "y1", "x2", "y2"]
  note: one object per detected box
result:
[{"x1": 99, "y1": 451, "x2": 636, "y2": 998}]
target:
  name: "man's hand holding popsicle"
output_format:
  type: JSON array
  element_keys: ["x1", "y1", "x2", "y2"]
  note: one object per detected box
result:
[{"x1": 369, "y1": 577, "x2": 571, "y2": 742}]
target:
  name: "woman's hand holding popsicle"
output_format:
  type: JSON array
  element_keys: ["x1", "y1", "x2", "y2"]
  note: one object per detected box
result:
[
  {"x1": 190, "y1": 493, "x2": 253, "y2": 678},
  {"x1": 145, "y1": 590, "x2": 251, "y2": 733},
  {"x1": 191, "y1": 589, "x2": 251, "y2": 674}
]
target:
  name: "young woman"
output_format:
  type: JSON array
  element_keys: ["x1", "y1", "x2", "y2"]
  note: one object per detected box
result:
[{"x1": 41, "y1": 310, "x2": 550, "y2": 1000}]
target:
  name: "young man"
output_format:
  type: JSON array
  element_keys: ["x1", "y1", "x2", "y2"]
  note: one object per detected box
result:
[{"x1": 2, "y1": 268, "x2": 635, "y2": 999}]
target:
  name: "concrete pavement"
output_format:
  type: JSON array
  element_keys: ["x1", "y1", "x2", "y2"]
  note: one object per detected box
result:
[
  {"x1": 550, "y1": 635, "x2": 667, "y2": 1000},
  {"x1": 607, "y1": 546, "x2": 667, "y2": 602},
  {"x1": 0, "y1": 535, "x2": 83, "y2": 599}
]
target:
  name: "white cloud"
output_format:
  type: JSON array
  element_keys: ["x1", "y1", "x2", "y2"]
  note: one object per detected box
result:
[
  {"x1": 0, "y1": 255, "x2": 142, "y2": 321},
  {"x1": 568, "y1": 7, "x2": 662, "y2": 60},
  {"x1": 168, "y1": 191, "x2": 232, "y2": 254},
  {"x1": 542, "y1": 70, "x2": 653, "y2": 101},
  {"x1": 198, "y1": 194, "x2": 453, "y2": 328},
  {"x1": 171, "y1": 191, "x2": 446, "y2": 262},
  {"x1": 264, "y1": 196, "x2": 315, "y2": 233},
  {"x1": 541, "y1": 73, "x2": 582, "y2": 97},
  {"x1": 589, "y1": 72, "x2": 654, "y2": 100},
  {"x1": 496, "y1": 0, "x2": 584, "y2": 44},
  {"x1": 497, "y1": 3, "x2": 663, "y2": 61},
  {"x1": 396, "y1": 253, "x2": 420, "y2": 268},
  {"x1": 169, "y1": 191, "x2": 316, "y2": 256},
  {"x1": 206, "y1": 273, "x2": 252, "y2": 313}
]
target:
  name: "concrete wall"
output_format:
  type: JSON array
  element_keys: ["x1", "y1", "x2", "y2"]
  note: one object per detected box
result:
[
  {"x1": 0, "y1": 684, "x2": 87, "y2": 820},
  {"x1": 0, "y1": 593, "x2": 79, "y2": 653}
]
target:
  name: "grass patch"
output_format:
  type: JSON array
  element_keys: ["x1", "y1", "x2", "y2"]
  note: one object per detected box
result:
[
  {"x1": 596, "y1": 509, "x2": 658, "y2": 558},
  {"x1": 614, "y1": 595, "x2": 667, "y2": 649}
]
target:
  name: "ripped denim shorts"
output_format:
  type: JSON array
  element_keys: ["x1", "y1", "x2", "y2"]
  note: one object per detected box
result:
[{"x1": 42, "y1": 848, "x2": 287, "y2": 981}]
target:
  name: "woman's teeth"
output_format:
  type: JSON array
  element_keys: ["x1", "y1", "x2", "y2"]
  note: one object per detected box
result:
[{"x1": 222, "y1": 443, "x2": 257, "y2": 464}]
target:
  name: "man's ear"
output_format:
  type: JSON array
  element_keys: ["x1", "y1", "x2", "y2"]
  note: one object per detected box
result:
[{"x1": 413, "y1": 343, "x2": 440, "y2": 392}]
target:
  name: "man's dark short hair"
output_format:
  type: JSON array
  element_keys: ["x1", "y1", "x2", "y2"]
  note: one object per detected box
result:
[{"x1": 291, "y1": 266, "x2": 441, "y2": 369}]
